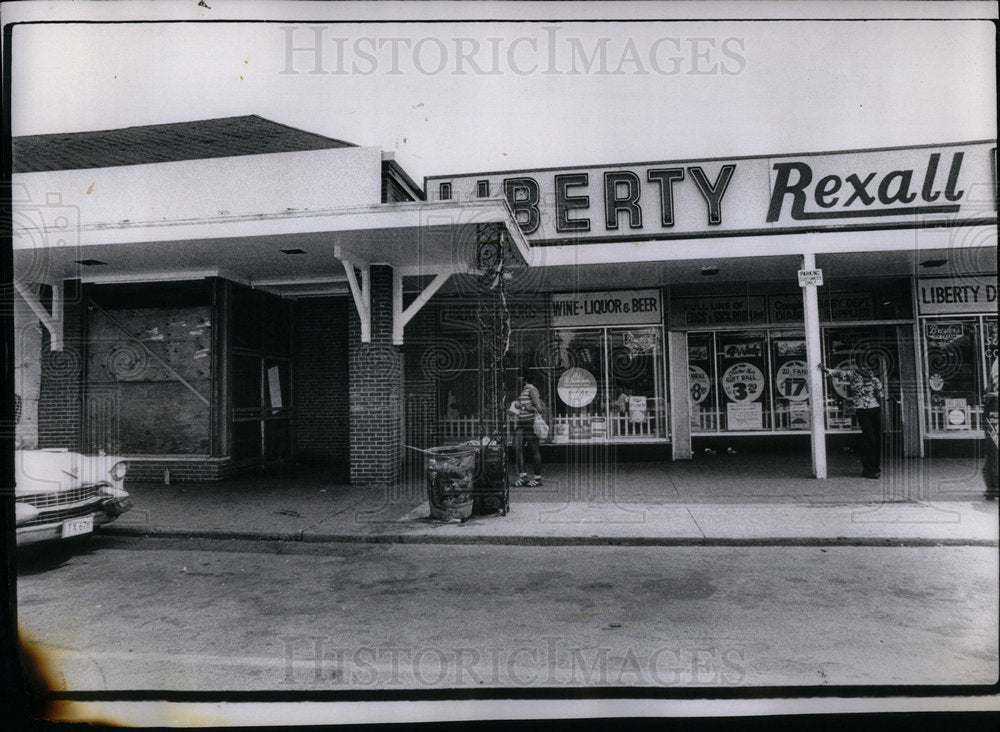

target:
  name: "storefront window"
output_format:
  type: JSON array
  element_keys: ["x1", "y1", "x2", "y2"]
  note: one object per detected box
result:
[
  {"x1": 689, "y1": 330, "x2": 777, "y2": 433},
  {"x1": 770, "y1": 333, "x2": 810, "y2": 430},
  {"x1": 435, "y1": 290, "x2": 668, "y2": 443},
  {"x1": 84, "y1": 282, "x2": 213, "y2": 455},
  {"x1": 822, "y1": 326, "x2": 900, "y2": 432},
  {"x1": 518, "y1": 326, "x2": 668, "y2": 443},
  {"x1": 544, "y1": 329, "x2": 607, "y2": 441},
  {"x1": 687, "y1": 333, "x2": 718, "y2": 432},
  {"x1": 689, "y1": 327, "x2": 902, "y2": 434},
  {"x1": 715, "y1": 331, "x2": 770, "y2": 431},
  {"x1": 915, "y1": 275, "x2": 997, "y2": 436},
  {"x1": 608, "y1": 328, "x2": 666, "y2": 438},
  {"x1": 543, "y1": 327, "x2": 667, "y2": 442},
  {"x1": 922, "y1": 317, "x2": 985, "y2": 433}
]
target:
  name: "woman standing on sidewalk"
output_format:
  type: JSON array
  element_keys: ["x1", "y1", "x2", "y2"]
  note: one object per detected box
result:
[
  {"x1": 819, "y1": 361, "x2": 884, "y2": 479},
  {"x1": 509, "y1": 367, "x2": 544, "y2": 487}
]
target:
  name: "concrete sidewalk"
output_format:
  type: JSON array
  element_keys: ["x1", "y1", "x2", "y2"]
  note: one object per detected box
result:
[{"x1": 101, "y1": 454, "x2": 999, "y2": 546}]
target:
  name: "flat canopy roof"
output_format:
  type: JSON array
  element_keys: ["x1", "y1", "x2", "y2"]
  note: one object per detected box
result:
[
  {"x1": 13, "y1": 198, "x2": 532, "y2": 294},
  {"x1": 479, "y1": 246, "x2": 998, "y2": 296}
]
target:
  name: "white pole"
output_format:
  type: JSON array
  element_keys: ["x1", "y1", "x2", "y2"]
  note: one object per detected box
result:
[{"x1": 802, "y1": 252, "x2": 827, "y2": 479}]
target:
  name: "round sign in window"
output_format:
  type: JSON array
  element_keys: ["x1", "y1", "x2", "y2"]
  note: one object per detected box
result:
[
  {"x1": 775, "y1": 360, "x2": 810, "y2": 402},
  {"x1": 689, "y1": 365, "x2": 711, "y2": 404},
  {"x1": 928, "y1": 373, "x2": 944, "y2": 392},
  {"x1": 948, "y1": 408, "x2": 967, "y2": 426},
  {"x1": 557, "y1": 367, "x2": 598, "y2": 408},
  {"x1": 722, "y1": 362, "x2": 764, "y2": 402}
]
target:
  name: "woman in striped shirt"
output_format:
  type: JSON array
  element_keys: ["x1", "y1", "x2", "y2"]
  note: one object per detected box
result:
[{"x1": 511, "y1": 367, "x2": 544, "y2": 487}]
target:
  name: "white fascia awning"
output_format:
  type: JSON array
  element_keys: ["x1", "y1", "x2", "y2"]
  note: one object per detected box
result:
[
  {"x1": 13, "y1": 197, "x2": 531, "y2": 345},
  {"x1": 13, "y1": 198, "x2": 529, "y2": 274}
]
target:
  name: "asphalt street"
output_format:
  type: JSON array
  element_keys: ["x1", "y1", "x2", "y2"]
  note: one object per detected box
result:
[{"x1": 15, "y1": 535, "x2": 999, "y2": 691}]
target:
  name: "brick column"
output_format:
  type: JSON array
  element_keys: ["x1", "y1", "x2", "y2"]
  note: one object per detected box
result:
[
  {"x1": 348, "y1": 265, "x2": 403, "y2": 486},
  {"x1": 38, "y1": 280, "x2": 84, "y2": 450}
]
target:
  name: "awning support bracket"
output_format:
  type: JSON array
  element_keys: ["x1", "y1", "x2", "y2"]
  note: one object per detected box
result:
[
  {"x1": 14, "y1": 281, "x2": 63, "y2": 352},
  {"x1": 393, "y1": 270, "x2": 452, "y2": 346},
  {"x1": 341, "y1": 259, "x2": 371, "y2": 343}
]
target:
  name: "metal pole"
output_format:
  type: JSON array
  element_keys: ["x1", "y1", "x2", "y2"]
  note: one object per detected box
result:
[{"x1": 802, "y1": 252, "x2": 827, "y2": 479}]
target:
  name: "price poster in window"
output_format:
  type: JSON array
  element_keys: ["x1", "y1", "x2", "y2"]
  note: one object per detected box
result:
[
  {"x1": 944, "y1": 397, "x2": 969, "y2": 429},
  {"x1": 687, "y1": 334, "x2": 714, "y2": 406},
  {"x1": 722, "y1": 362, "x2": 765, "y2": 402},
  {"x1": 718, "y1": 333, "x2": 767, "y2": 403},
  {"x1": 789, "y1": 401, "x2": 811, "y2": 429},
  {"x1": 717, "y1": 333, "x2": 769, "y2": 430},
  {"x1": 775, "y1": 360, "x2": 809, "y2": 401},
  {"x1": 557, "y1": 367, "x2": 598, "y2": 408},
  {"x1": 727, "y1": 402, "x2": 763, "y2": 430},
  {"x1": 772, "y1": 338, "x2": 809, "y2": 405},
  {"x1": 628, "y1": 395, "x2": 648, "y2": 423},
  {"x1": 689, "y1": 365, "x2": 711, "y2": 404}
]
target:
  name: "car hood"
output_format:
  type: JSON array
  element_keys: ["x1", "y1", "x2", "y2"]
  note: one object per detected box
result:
[{"x1": 15, "y1": 450, "x2": 125, "y2": 495}]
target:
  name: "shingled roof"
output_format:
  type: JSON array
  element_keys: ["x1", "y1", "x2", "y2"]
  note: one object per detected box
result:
[{"x1": 13, "y1": 115, "x2": 356, "y2": 173}]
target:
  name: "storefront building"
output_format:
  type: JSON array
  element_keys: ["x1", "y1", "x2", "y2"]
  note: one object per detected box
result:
[
  {"x1": 425, "y1": 140, "x2": 998, "y2": 472},
  {"x1": 12, "y1": 116, "x2": 530, "y2": 484},
  {"x1": 12, "y1": 118, "x2": 997, "y2": 482}
]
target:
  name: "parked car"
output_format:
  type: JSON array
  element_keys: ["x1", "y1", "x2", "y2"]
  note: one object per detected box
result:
[{"x1": 14, "y1": 449, "x2": 131, "y2": 546}]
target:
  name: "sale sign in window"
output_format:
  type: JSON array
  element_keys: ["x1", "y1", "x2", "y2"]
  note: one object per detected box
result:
[{"x1": 716, "y1": 332, "x2": 769, "y2": 430}]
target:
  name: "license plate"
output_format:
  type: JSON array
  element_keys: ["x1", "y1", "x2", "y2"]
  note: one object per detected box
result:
[{"x1": 61, "y1": 516, "x2": 94, "y2": 538}]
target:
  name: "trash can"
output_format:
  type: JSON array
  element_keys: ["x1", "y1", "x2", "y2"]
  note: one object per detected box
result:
[
  {"x1": 425, "y1": 444, "x2": 477, "y2": 522},
  {"x1": 472, "y1": 441, "x2": 508, "y2": 515},
  {"x1": 984, "y1": 391, "x2": 998, "y2": 499}
]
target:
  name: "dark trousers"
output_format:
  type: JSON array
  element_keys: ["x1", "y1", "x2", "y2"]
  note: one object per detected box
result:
[
  {"x1": 855, "y1": 407, "x2": 882, "y2": 475},
  {"x1": 984, "y1": 439, "x2": 998, "y2": 496},
  {"x1": 514, "y1": 424, "x2": 541, "y2": 476}
]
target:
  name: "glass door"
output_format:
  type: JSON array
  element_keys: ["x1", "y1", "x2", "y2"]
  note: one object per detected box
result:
[
  {"x1": 822, "y1": 325, "x2": 901, "y2": 433},
  {"x1": 607, "y1": 327, "x2": 666, "y2": 439},
  {"x1": 230, "y1": 286, "x2": 293, "y2": 461}
]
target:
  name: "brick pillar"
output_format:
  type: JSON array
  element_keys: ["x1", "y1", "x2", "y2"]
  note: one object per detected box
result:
[
  {"x1": 348, "y1": 265, "x2": 402, "y2": 486},
  {"x1": 38, "y1": 280, "x2": 84, "y2": 450}
]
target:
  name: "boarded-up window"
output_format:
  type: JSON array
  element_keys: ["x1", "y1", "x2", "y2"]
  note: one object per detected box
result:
[{"x1": 85, "y1": 282, "x2": 213, "y2": 455}]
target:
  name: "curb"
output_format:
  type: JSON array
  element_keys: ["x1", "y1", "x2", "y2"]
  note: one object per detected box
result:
[
  {"x1": 101, "y1": 527, "x2": 303, "y2": 542},
  {"x1": 99, "y1": 527, "x2": 1000, "y2": 548}
]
